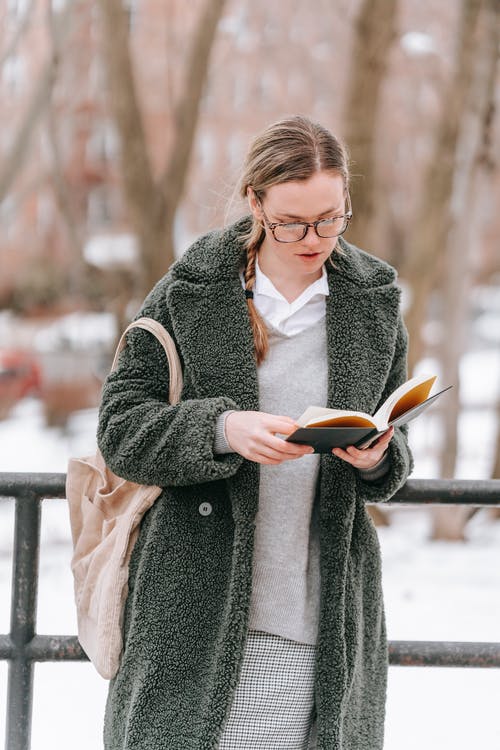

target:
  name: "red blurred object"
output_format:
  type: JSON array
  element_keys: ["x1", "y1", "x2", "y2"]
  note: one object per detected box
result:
[{"x1": 0, "y1": 349, "x2": 42, "y2": 418}]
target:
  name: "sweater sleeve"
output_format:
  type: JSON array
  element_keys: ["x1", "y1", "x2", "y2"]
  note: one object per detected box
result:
[
  {"x1": 213, "y1": 410, "x2": 237, "y2": 454},
  {"x1": 354, "y1": 312, "x2": 414, "y2": 503},
  {"x1": 97, "y1": 285, "x2": 244, "y2": 487}
]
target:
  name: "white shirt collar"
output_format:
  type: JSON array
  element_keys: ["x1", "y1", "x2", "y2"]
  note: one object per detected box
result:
[
  {"x1": 253, "y1": 255, "x2": 329, "y2": 305},
  {"x1": 238, "y1": 256, "x2": 329, "y2": 337}
]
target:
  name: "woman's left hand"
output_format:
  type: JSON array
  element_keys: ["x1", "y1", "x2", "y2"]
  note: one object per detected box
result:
[{"x1": 331, "y1": 426, "x2": 394, "y2": 469}]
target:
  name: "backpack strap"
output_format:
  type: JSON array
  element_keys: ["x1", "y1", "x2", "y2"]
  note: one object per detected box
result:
[{"x1": 110, "y1": 317, "x2": 183, "y2": 405}]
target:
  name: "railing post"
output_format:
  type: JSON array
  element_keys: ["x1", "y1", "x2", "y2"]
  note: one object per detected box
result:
[{"x1": 5, "y1": 494, "x2": 41, "y2": 750}]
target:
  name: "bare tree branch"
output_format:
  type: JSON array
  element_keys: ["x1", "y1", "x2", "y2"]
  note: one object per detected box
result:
[
  {"x1": 159, "y1": 0, "x2": 227, "y2": 207},
  {"x1": 400, "y1": 0, "x2": 483, "y2": 374},
  {"x1": 45, "y1": 2, "x2": 85, "y2": 284},
  {"x1": 96, "y1": 0, "x2": 160, "y2": 247},
  {"x1": 0, "y1": 2, "x2": 74, "y2": 203},
  {"x1": 430, "y1": 0, "x2": 498, "y2": 538},
  {"x1": 342, "y1": 0, "x2": 399, "y2": 250},
  {"x1": 98, "y1": 0, "x2": 227, "y2": 294},
  {"x1": 0, "y1": 0, "x2": 35, "y2": 68}
]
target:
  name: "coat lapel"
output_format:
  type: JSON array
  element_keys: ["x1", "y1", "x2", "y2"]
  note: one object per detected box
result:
[
  {"x1": 166, "y1": 267, "x2": 261, "y2": 524},
  {"x1": 166, "y1": 276, "x2": 259, "y2": 411},
  {"x1": 324, "y1": 262, "x2": 401, "y2": 416},
  {"x1": 319, "y1": 246, "x2": 402, "y2": 521}
]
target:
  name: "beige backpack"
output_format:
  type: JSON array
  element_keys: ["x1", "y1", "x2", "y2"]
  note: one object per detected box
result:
[{"x1": 66, "y1": 317, "x2": 183, "y2": 679}]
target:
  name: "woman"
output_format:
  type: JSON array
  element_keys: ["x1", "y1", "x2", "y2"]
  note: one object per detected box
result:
[{"x1": 97, "y1": 114, "x2": 414, "y2": 750}]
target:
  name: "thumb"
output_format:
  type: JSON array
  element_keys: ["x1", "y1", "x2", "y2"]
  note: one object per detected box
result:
[{"x1": 266, "y1": 415, "x2": 300, "y2": 436}]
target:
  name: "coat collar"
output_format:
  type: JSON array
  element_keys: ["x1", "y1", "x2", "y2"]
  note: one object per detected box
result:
[
  {"x1": 170, "y1": 215, "x2": 398, "y2": 288},
  {"x1": 165, "y1": 217, "x2": 401, "y2": 416}
]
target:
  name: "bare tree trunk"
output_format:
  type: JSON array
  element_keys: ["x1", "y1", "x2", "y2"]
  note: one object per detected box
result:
[
  {"x1": 45, "y1": 4, "x2": 88, "y2": 301},
  {"x1": 479, "y1": 0, "x2": 500, "y2": 520},
  {"x1": 0, "y1": 0, "x2": 35, "y2": 67},
  {"x1": 0, "y1": 3, "x2": 74, "y2": 203},
  {"x1": 430, "y1": 0, "x2": 499, "y2": 541},
  {"x1": 97, "y1": 0, "x2": 227, "y2": 297},
  {"x1": 157, "y1": 0, "x2": 227, "y2": 288},
  {"x1": 96, "y1": 0, "x2": 163, "y2": 297},
  {"x1": 491, "y1": 388, "x2": 500, "y2": 520},
  {"x1": 491, "y1": 396, "x2": 500, "y2": 474},
  {"x1": 342, "y1": 0, "x2": 400, "y2": 529},
  {"x1": 400, "y1": 0, "x2": 483, "y2": 376},
  {"x1": 343, "y1": 0, "x2": 398, "y2": 251},
  {"x1": 46, "y1": 104, "x2": 86, "y2": 298}
]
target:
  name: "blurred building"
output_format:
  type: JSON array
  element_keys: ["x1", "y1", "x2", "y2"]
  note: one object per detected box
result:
[{"x1": 0, "y1": 0, "x2": 498, "y2": 310}]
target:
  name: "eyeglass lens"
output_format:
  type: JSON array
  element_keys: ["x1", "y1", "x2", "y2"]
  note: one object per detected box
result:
[{"x1": 273, "y1": 216, "x2": 349, "y2": 242}]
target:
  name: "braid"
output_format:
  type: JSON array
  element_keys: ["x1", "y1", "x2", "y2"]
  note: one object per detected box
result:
[
  {"x1": 244, "y1": 240, "x2": 269, "y2": 366},
  {"x1": 235, "y1": 115, "x2": 350, "y2": 364}
]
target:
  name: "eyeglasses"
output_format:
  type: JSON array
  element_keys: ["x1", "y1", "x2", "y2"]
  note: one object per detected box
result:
[{"x1": 258, "y1": 194, "x2": 352, "y2": 243}]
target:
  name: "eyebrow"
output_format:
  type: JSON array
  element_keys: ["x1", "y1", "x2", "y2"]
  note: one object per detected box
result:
[{"x1": 274, "y1": 205, "x2": 343, "y2": 221}]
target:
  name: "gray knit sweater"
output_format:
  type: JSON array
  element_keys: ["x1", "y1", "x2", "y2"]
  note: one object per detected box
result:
[
  {"x1": 214, "y1": 317, "x2": 389, "y2": 644},
  {"x1": 249, "y1": 320, "x2": 326, "y2": 643}
]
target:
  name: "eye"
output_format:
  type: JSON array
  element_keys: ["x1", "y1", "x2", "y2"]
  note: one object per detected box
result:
[{"x1": 318, "y1": 216, "x2": 342, "y2": 226}]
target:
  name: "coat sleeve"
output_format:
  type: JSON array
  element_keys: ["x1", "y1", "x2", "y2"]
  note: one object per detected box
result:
[
  {"x1": 96, "y1": 283, "x2": 244, "y2": 487},
  {"x1": 354, "y1": 311, "x2": 414, "y2": 503}
]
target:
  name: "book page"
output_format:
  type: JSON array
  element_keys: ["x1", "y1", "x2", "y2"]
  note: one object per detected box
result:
[
  {"x1": 374, "y1": 374, "x2": 437, "y2": 427},
  {"x1": 308, "y1": 414, "x2": 377, "y2": 428},
  {"x1": 295, "y1": 406, "x2": 377, "y2": 429}
]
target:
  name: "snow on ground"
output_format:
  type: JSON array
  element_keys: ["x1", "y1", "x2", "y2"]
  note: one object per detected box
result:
[
  {"x1": 0, "y1": 348, "x2": 499, "y2": 749},
  {"x1": 1, "y1": 501, "x2": 499, "y2": 750}
]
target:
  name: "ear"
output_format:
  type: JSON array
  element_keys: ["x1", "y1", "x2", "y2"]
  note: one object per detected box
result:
[{"x1": 247, "y1": 187, "x2": 263, "y2": 221}]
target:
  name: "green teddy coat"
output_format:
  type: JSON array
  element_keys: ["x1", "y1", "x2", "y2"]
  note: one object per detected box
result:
[{"x1": 97, "y1": 216, "x2": 414, "y2": 750}]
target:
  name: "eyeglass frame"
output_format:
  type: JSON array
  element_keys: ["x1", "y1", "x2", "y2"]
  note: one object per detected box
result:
[{"x1": 256, "y1": 191, "x2": 353, "y2": 243}]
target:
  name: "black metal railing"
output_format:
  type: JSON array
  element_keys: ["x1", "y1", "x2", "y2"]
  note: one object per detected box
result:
[{"x1": 1, "y1": 472, "x2": 500, "y2": 750}]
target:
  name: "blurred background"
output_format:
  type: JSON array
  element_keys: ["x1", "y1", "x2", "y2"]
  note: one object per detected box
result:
[
  {"x1": 0, "y1": 0, "x2": 499, "y2": 747},
  {"x1": 1, "y1": 0, "x2": 499, "y2": 531}
]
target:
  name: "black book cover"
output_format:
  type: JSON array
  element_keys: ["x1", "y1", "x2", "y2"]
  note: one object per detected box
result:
[{"x1": 285, "y1": 386, "x2": 452, "y2": 454}]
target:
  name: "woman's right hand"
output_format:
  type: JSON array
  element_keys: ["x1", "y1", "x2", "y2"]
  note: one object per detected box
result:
[{"x1": 224, "y1": 411, "x2": 314, "y2": 465}]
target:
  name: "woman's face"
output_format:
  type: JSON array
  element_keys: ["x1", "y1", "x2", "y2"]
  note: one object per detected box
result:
[{"x1": 248, "y1": 171, "x2": 348, "y2": 282}]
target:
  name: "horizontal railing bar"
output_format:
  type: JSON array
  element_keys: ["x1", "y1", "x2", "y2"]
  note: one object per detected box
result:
[
  {"x1": 389, "y1": 640, "x2": 500, "y2": 668},
  {"x1": 390, "y1": 478, "x2": 500, "y2": 506},
  {"x1": 0, "y1": 636, "x2": 15, "y2": 659},
  {"x1": 1, "y1": 634, "x2": 499, "y2": 668},
  {"x1": 1, "y1": 474, "x2": 500, "y2": 505},
  {"x1": 0, "y1": 473, "x2": 66, "y2": 500},
  {"x1": 25, "y1": 635, "x2": 87, "y2": 662}
]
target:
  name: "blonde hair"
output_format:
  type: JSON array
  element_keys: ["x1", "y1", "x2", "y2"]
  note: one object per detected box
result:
[{"x1": 237, "y1": 114, "x2": 350, "y2": 365}]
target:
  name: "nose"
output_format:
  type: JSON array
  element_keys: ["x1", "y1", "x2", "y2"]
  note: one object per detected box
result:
[{"x1": 302, "y1": 224, "x2": 321, "y2": 249}]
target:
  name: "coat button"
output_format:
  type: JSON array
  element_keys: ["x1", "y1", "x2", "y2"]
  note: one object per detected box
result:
[{"x1": 198, "y1": 502, "x2": 212, "y2": 516}]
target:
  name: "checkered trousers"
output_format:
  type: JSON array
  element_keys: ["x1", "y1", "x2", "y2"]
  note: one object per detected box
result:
[{"x1": 217, "y1": 630, "x2": 318, "y2": 749}]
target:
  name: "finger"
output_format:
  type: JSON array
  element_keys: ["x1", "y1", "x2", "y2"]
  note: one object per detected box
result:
[
  {"x1": 346, "y1": 445, "x2": 374, "y2": 460},
  {"x1": 251, "y1": 442, "x2": 305, "y2": 462},
  {"x1": 333, "y1": 445, "x2": 384, "y2": 468},
  {"x1": 261, "y1": 444, "x2": 312, "y2": 462},
  {"x1": 266, "y1": 434, "x2": 313, "y2": 456},
  {"x1": 346, "y1": 433, "x2": 391, "y2": 459},
  {"x1": 264, "y1": 416, "x2": 301, "y2": 436},
  {"x1": 253, "y1": 454, "x2": 282, "y2": 465},
  {"x1": 347, "y1": 443, "x2": 386, "y2": 461},
  {"x1": 332, "y1": 446, "x2": 352, "y2": 460},
  {"x1": 371, "y1": 427, "x2": 394, "y2": 447},
  {"x1": 252, "y1": 449, "x2": 300, "y2": 465}
]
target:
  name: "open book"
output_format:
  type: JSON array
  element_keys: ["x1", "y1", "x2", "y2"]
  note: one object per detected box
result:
[{"x1": 286, "y1": 374, "x2": 452, "y2": 453}]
